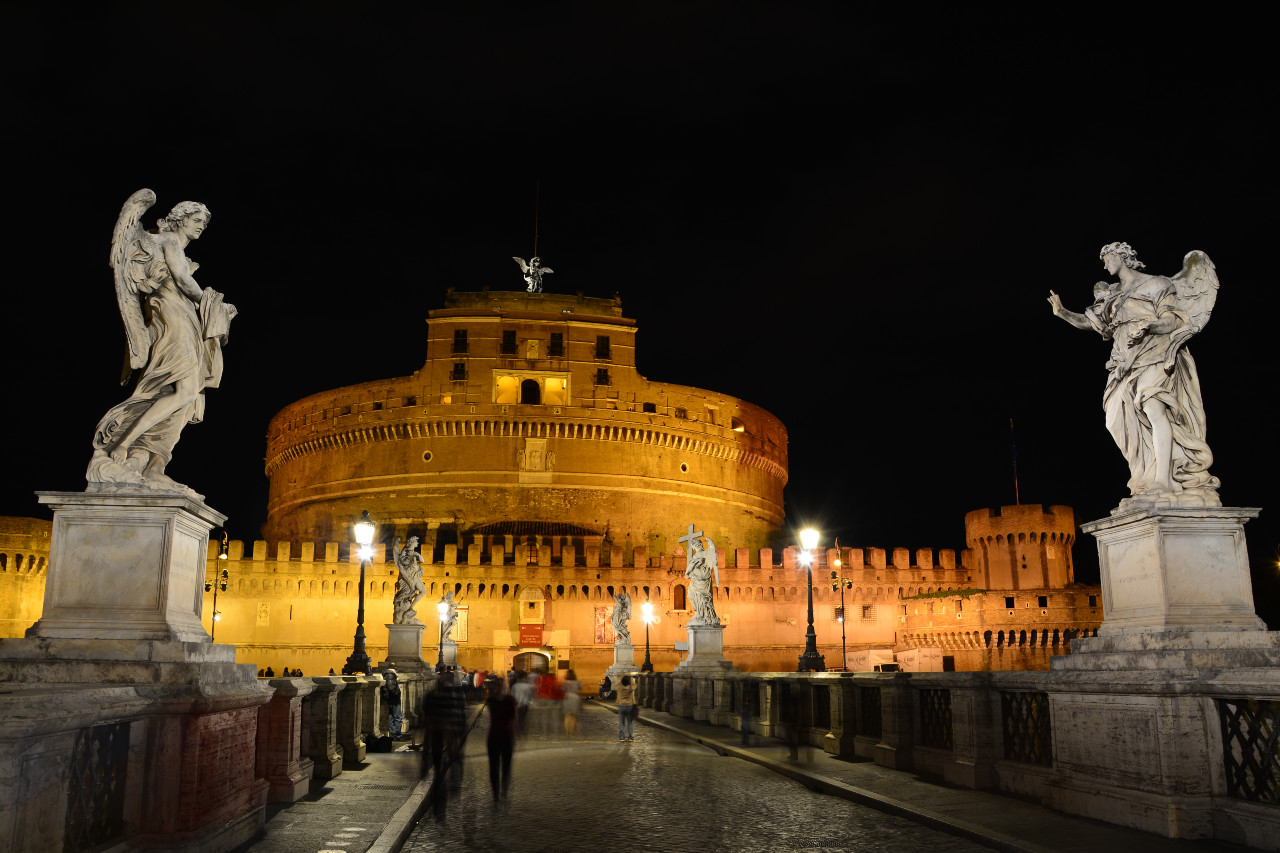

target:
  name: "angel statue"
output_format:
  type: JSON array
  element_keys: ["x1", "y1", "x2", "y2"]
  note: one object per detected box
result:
[
  {"x1": 439, "y1": 590, "x2": 459, "y2": 642},
  {"x1": 392, "y1": 536, "x2": 428, "y2": 624},
  {"x1": 680, "y1": 524, "x2": 720, "y2": 626},
  {"x1": 512, "y1": 256, "x2": 553, "y2": 293},
  {"x1": 1048, "y1": 243, "x2": 1220, "y2": 510},
  {"x1": 86, "y1": 189, "x2": 237, "y2": 500},
  {"x1": 610, "y1": 590, "x2": 632, "y2": 645}
]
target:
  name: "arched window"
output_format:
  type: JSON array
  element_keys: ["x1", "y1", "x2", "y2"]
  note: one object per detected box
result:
[
  {"x1": 520, "y1": 379, "x2": 541, "y2": 405},
  {"x1": 674, "y1": 584, "x2": 687, "y2": 610}
]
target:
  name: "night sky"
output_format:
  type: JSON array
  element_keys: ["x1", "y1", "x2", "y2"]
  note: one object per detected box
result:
[{"x1": 4, "y1": 6, "x2": 1276, "y2": 626}]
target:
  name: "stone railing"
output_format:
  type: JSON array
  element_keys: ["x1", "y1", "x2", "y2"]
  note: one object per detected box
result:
[{"x1": 632, "y1": 668, "x2": 1280, "y2": 851}]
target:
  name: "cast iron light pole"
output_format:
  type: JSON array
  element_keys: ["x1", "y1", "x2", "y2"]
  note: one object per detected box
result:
[
  {"x1": 342, "y1": 511, "x2": 375, "y2": 675},
  {"x1": 641, "y1": 600, "x2": 654, "y2": 672},
  {"x1": 436, "y1": 600, "x2": 448, "y2": 673},
  {"x1": 830, "y1": 539, "x2": 852, "y2": 670},
  {"x1": 797, "y1": 527, "x2": 827, "y2": 672},
  {"x1": 204, "y1": 531, "x2": 230, "y2": 642}
]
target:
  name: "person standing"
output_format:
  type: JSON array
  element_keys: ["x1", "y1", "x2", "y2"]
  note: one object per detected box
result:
[
  {"x1": 382, "y1": 666, "x2": 403, "y2": 740},
  {"x1": 486, "y1": 679, "x2": 518, "y2": 803},
  {"x1": 616, "y1": 674, "x2": 636, "y2": 742},
  {"x1": 562, "y1": 669, "x2": 582, "y2": 736}
]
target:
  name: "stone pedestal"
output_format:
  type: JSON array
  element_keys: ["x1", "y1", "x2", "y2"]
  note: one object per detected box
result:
[
  {"x1": 605, "y1": 642, "x2": 637, "y2": 686},
  {"x1": 258, "y1": 677, "x2": 316, "y2": 803},
  {"x1": 381, "y1": 623, "x2": 429, "y2": 673},
  {"x1": 673, "y1": 622, "x2": 737, "y2": 674},
  {"x1": 437, "y1": 639, "x2": 458, "y2": 669},
  {"x1": 27, "y1": 492, "x2": 225, "y2": 643},
  {"x1": 303, "y1": 677, "x2": 347, "y2": 779}
]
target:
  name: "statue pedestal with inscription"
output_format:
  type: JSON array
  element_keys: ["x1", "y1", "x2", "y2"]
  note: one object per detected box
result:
[
  {"x1": 1042, "y1": 507, "x2": 1280, "y2": 848},
  {"x1": 674, "y1": 622, "x2": 737, "y2": 674},
  {"x1": 605, "y1": 642, "x2": 637, "y2": 686},
  {"x1": 437, "y1": 638, "x2": 458, "y2": 669}
]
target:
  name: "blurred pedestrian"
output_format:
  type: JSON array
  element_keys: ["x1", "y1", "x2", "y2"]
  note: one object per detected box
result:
[
  {"x1": 382, "y1": 666, "x2": 403, "y2": 739},
  {"x1": 486, "y1": 678, "x2": 518, "y2": 803},
  {"x1": 562, "y1": 669, "x2": 581, "y2": 736},
  {"x1": 511, "y1": 671, "x2": 532, "y2": 734},
  {"x1": 422, "y1": 669, "x2": 466, "y2": 782},
  {"x1": 616, "y1": 674, "x2": 636, "y2": 742}
]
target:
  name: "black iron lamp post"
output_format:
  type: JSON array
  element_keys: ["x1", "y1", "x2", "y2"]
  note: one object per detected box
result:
[
  {"x1": 830, "y1": 540, "x2": 852, "y2": 670},
  {"x1": 342, "y1": 511, "x2": 375, "y2": 675},
  {"x1": 796, "y1": 527, "x2": 827, "y2": 672},
  {"x1": 436, "y1": 599, "x2": 448, "y2": 673},
  {"x1": 641, "y1": 600, "x2": 654, "y2": 672},
  {"x1": 204, "y1": 531, "x2": 230, "y2": 642}
]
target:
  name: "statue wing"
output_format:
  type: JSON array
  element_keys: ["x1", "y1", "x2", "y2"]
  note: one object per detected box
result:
[
  {"x1": 540, "y1": 266, "x2": 554, "y2": 275},
  {"x1": 110, "y1": 189, "x2": 159, "y2": 375},
  {"x1": 706, "y1": 537, "x2": 719, "y2": 590},
  {"x1": 1166, "y1": 250, "x2": 1219, "y2": 369},
  {"x1": 512, "y1": 256, "x2": 530, "y2": 274}
]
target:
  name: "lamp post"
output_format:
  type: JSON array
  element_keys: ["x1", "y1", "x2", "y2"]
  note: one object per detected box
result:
[
  {"x1": 797, "y1": 527, "x2": 827, "y2": 672},
  {"x1": 204, "y1": 531, "x2": 230, "y2": 642},
  {"x1": 830, "y1": 540, "x2": 852, "y2": 670},
  {"x1": 436, "y1": 600, "x2": 448, "y2": 673},
  {"x1": 342, "y1": 510, "x2": 375, "y2": 675},
  {"x1": 641, "y1": 600, "x2": 654, "y2": 672}
]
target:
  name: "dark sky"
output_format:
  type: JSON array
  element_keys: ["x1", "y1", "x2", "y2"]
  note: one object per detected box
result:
[{"x1": 4, "y1": 6, "x2": 1276, "y2": 625}]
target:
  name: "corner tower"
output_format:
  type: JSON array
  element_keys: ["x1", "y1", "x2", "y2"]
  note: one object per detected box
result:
[
  {"x1": 964, "y1": 504, "x2": 1076, "y2": 590},
  {"x1": 263, "y1": 290, "x2": 788, "y2": 556}
]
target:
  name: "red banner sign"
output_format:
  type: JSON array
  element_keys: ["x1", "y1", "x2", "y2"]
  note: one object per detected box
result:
[{"x1": 519, "y1": 625, "x2": 543, "y2": 647}]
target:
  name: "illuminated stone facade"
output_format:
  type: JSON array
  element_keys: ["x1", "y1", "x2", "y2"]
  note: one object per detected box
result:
[{"x1": 262, "y1": 290, "x2": 788, "y2": 558}]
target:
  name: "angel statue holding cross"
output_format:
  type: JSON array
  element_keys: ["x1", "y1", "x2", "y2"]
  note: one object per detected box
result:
[{"x1": 680, "y1": 524, "x2": 719, "y2": 626}]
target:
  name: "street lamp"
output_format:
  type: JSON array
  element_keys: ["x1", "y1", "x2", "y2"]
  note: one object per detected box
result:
[
  {"x1": 830, "y1": 539, "x2": 852, "y2": 670},
  {"x1": 797, "y1": 527, "x2": 826, "y2": 672},
  {"x1": 641, "y1": 600, "x2": 654, "y2": 672},
  {"x1": 342, "y1": 510, "x2": 375, "y2": 675},
  {"x1": 204, "y1": 531, "x2": 230, "y2": 642},
  {"x1": 436, "y1": 599, "x2": 448, "y2": 673}
]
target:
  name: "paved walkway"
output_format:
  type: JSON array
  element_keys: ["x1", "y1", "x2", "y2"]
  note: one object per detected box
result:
[{"x1": 238, "y1": 701, "x2": 1256, "y2": 853}]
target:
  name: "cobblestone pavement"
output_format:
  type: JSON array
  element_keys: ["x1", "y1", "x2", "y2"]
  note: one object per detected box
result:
[{"x1": 399, "y1": 703, "x2": 991, "y2": 853}]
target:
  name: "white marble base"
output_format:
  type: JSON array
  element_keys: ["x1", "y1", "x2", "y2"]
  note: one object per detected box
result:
[
  {"x1": 437, "y1": 639, "x2": 458, "y2": 669},
  {"x1": 674, "y1": 622, "x2": 737, "y2": 674},
  {"x1": 381, "y1": 623, "x2": 429, "y2": 673},
  {"x1": 27, "y1": 492, "x2": 225, "y2": 644},
  {"x1": 605, "y1": 643, "x2": 637, "y2": 685},
  {"x1": 1082, "y1": 506, "x2": 1264, "y2": 635}
]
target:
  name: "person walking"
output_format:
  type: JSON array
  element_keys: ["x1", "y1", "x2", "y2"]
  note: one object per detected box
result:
[
  {"x1": 486, "y1": 679, "x2": 518, "y2": 803},
  {"x1": 616, "y1": 674, "x2": 636, "y2": 742}
]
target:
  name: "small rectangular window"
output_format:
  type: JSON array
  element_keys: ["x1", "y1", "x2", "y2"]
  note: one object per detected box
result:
[
  {"x1": 549, "y1": 333, "x2": 564, "y2": 357},
  {"x1": 1005, "y1": 596, "x2": 1015, "y2": 609},
  {"x1": 956, "y1": 599, "x2": 963, "y2": 612},
  {"x1": 372, "y1": 402, "x2": 382, "y2": 411},
  {"x1": 674, "y1": 407, "x2": 687, "y2": 419},
  {"x1": 642, "y1": 402, "x2": 656, "y2": 413},
  {"x1": 595, "y1": 368, "x2": 610, "y2": 386},
  {"x1": 596, "y1": 335, "x2": 611, "y2": 359},
  {"x1": 451, "y1": 363, "x2": 467, "y2": 381},
  {"x1": 452, "y1": 329, "x2": 468, "y2": 354},
  {"x1": 501, "y1": 330, "x2": 517, "y2": 355},
  {"x1": 834, "y1": 606, "x2": 844, "y2": 621},
  {"x1": 861, "y1": 605, "x2": 875, "y2": 620},
  {"x1": 1088, "y1": 595, "x2": 1098, "y2": 607},
  {"x1": 1038, "y1": 596, "x2": 1048, "y2": 608}
]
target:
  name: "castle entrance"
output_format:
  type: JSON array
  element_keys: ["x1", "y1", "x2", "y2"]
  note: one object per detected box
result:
[{"x1": 513, "y1": 651, "x2": 549, "y2": 673}]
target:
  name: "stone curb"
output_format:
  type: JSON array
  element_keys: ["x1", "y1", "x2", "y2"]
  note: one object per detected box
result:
[
  {"x1": 589, "y1": 699, "x2": 1055, "y2": 853},
  {"x1": 367, "y1": 702, "x2": 486, "y2": 853}
]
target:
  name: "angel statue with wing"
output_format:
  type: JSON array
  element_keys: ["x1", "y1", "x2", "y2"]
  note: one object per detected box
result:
[
  {"x1": 684, "y1": 530, "x2": 720, "y2": 626},
  {"x1": 1048, "y1": 242, "x2": 1220, "y2": 510},
  {"x1": 610, "y1": 590, "x2": 632, "y2": 645},
  {"x1": 392, "y1": 536, "x2": 428, "y2": 624},
  {"x1": 86, "y1": 189, "x2": 237, "y2": 500},
  {"x1": 512, "y1": 256, "x2": 553, "y2": 293}
]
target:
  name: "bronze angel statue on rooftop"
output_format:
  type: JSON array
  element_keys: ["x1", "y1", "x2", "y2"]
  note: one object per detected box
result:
[
  {"x1": 1048, "y1": 243, "x2": 1220, "y2": 511},
  {"x1": 512, "y1": 256, "x2": 553, "y2": 293},
  {"x1": 86, "y1": 189, "x2": 237, "y2": 500}
]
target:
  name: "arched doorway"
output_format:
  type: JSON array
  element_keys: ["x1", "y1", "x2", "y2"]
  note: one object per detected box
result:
[
  {"x1": 513, "y1": 651, "x2": 549, "y2": 673},
  {"x1": 520, "y1": 379, "x2": 541, "y2": 404}
]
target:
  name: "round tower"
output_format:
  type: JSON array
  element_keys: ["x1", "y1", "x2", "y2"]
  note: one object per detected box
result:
[
  {"x1": 262, "y1": 290, "x2": 788, "y2": 557},
  {"x1": 964, "y1": 504, "x2": 1076, "y2": 590}
]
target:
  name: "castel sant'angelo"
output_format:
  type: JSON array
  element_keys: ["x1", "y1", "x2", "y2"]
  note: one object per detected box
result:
[{"x1": 1, "y1": 288, "x2": 1101, "y2": 680}]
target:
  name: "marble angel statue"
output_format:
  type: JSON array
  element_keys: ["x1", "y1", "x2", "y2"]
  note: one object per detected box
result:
[
  {"x1": 392, "y1": 536, "x2": 428, "y2": 624},
  {"x1": 685, "y1": 533, "x2": 720, "y2": 626},
  {"x1": 512, "y1": 256, "x2": 553, "y2": 293},
  {"x1": 439, "y1": 590, "x2": 459, "y2": 641},
  {"x1": 86, "y1": 189, "x2": 237, "y2": 500},
  {"x1": 1048, "y1": 242, "x2": 1220, "y2": 510},
  {"x1": 610, "y1": 590, "x2": 632, "y2": 645}
]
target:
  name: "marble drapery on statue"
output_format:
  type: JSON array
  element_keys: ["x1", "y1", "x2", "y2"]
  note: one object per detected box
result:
[
  {"x1": 392, "y1": 536, "x2": 427, "y2": 624},
  {"x1": 1049, "y1": 243, "x2": 1220, "y2": 511},
  {"x1": 86, "y1": 189, "x2": 237, "y2": 500},
  {"x1": 610, "y1": 591, "x2": 632, "y2": 645},
  {"x1": 680, "y1": 523, "x2": 719, "y2": 626},
  {"x1": 439, "y1": 590, "x2": 459, "y2": 641}
]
